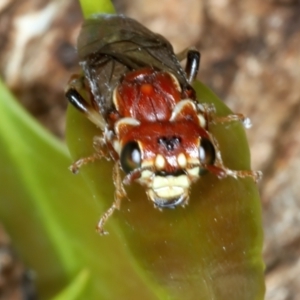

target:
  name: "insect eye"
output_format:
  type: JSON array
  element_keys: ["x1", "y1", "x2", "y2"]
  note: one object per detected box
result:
[
  {"x1": 120, "y1": 141, "x2": 142, "y2": 174},
  {"x1": 199, "y1": 138, "x2": 215, "y2": 166}
]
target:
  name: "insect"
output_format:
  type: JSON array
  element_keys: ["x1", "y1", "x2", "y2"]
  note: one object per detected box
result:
[{"x1": 66, "y1": 14, "x2": 261, "y2": 235}]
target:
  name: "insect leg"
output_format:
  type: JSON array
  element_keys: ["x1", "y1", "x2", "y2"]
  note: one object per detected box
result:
[
  {"x1": 69, "y1": 136, "x2": 108, "y2": 174},
  {"x1": 185, "y1": 50, "x2": 201, "y2": 84},
  {"x1": 211, "y1": 113, "x2": 252, "y2": 129},
  {"x1": 206, "y1": 133, "x2": 262, "y2": 182},
  {"x1": 65, "y1": 75, "x2": 106, "y2": 130},
  {"x1": 224, "y1": 169, "x2": 263, "y2": 183},
  {"x1": 96, "y1": 162, "x2": 127, "y2": 235},
  {"x1": 198, "y1": 103, "x2": 252, "y2": 129},
  {"x1": 69, "y1": 152, "x2": 103, "y2": 174},
  {"x1": 176, "y1": 48, "x2": 201, "y2": 84}
]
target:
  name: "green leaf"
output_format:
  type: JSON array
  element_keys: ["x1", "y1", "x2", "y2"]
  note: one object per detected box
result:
[
  {"x1": 0, "y1": 0, "x2": 264, "y2": 299},
  {"x1": 0, "y1": 79, "x2": 162, "y2": 299},
  {"x1": 65, "y1": 2, "x2": 265, "y2": 298},
  {"x1": 79, "y1": 0, "x2": 115, "y2": 18},
  {"x1": 51, "y1": 269, "x2": 90, "y2": 300},
  {"x1": 66, "y1": 79, "x2": 265, "y2": 299}
]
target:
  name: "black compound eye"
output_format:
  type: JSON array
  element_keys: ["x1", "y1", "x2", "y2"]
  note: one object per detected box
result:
[
  {"x1": 120, "y1": 141, "x2": 142, "y2": 174},
  {"x1": 199, "y1": 138, "x2": 215, "y2": 166}
]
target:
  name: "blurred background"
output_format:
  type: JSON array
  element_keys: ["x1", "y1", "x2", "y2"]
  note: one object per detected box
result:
[{"x1": 0, "y1": 0, "x2": 300, "y2": 299}]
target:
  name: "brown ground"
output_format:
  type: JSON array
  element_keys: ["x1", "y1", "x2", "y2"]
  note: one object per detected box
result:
[{"x1": 1, "y1": 0, "x2": 300, "y2": 299}]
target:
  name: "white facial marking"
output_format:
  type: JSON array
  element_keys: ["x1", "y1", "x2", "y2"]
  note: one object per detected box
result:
[
  {"x1": 115, "y1": 118, "x2": 140, "y2": 136},
  {"x1": 155, "y1": 154, "x2": 166, "y2": 170},
  {"x1": 155, "y1": 186, "x2": 184, "y2": 199},
  {"x1": 187, "y1": 167, "x2": 200, "y2": 177},
  {"x1": 152, "y1": 175, "x2": 190, "y2": 190},
  {"x1": 141, "y1": 160, "x2": 154, "y2": 169},
  {"x1": 177, "y1": 153, "x2": 187, "y2": 168},
  {"x1": 141, "y1": 170, "x2": 153, "y2": 179},
  {"x1": 198, "y1": 114, "x2": 206, "y2": 128},
  {"x1": 187, "y1": 157, "x2": 201, "y2": 165},
  {"x1": 112, "y1": 88, "x2": 118, "y2": 109},
  {"x1": 151, "y1": 175, "x2": 190, "y2": 199},
  {"x1": 168, "y1": 72, "x2": 182, "y2": 92},
  {"x1": 169, "y1": 99, "x2": 197, "y2": 121},
  {"x1": 138, "y1": 170, "x2": 154, "y2": 185},
  {"x1": 113, "y1": 140, "x2": 121, "y2": 155},
  {"x1": 152, "y1": 176, "x2": 168, "y2": 189}
]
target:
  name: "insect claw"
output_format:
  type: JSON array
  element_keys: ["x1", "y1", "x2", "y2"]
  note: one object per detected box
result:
[
  {"x1": 253, "y1": 171, "x2": 263, "y2": 183},
  {"x1": 69, "y1": 153, "x2": 103, "y2": 174},
  {"x1": 69, "y1": 158, "x2": 86, "y2": 174},
  {"x1": 96, "y1": 208, "x2": 114, "y2": 236},
  {"x1": 96, "y1": 225, "x2": 109, "y2": 236},
  {"x1": 216, "y1": 171, "x2": 227, "y2": 179},
  {"x1": 224, "y1": 169, "x2": 262, "y2": 183},
  {"x1": 154, "y1": 204, "x2": 163, "y2": 212},
  {"x1": 69, "y1": 163, "x2": 80, "y2": 174}
]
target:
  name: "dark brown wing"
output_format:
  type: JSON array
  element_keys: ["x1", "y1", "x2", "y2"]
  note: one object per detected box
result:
[{"x1": 77, "y1": 14, "x2": 188, "y2": 117}]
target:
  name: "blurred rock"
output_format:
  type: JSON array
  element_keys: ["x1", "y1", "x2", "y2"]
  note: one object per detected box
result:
[
  {"x1": 0, "y1": 224, "x2": 36, "y2": 300},
  {"x1": 0, "y1": 0, "x2": 82, "y2": 137}
]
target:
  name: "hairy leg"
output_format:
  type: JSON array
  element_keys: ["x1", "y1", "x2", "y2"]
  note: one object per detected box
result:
[{"x1": 96, "y1": 162, "x2": 127, "y2": 235}]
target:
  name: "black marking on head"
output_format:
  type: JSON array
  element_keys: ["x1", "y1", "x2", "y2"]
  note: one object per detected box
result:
[
  {"x1": 157, "y1": 136, "x2": 181, "y2": 151},
  {"x1": 155, "y1": 170, "x2": 185, "y2": 177}
]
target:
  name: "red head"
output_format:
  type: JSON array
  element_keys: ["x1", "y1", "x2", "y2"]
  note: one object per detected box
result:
[{"x1": 108, "y1": 68, "x2": 216, "y2": 208}]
